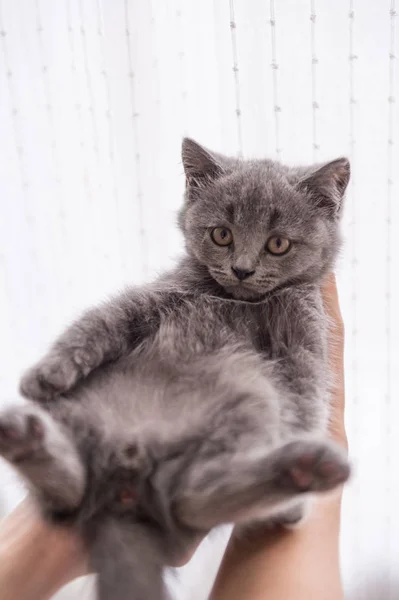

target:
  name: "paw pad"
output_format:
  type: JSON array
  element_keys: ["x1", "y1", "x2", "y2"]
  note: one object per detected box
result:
[
  {"x1": 289, "y1": 467, "x2": 313, "y2": 490},
  {"x1": 278, "y1": 441, "x2": 350, "y2": 494},
  {"x1": 0, "y1": 410, "x2": 46, "y2": 462}
]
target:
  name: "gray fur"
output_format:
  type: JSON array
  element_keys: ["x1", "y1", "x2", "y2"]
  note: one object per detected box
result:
[{"x1": 3, "y1": 139, "x2": 351, "y2": 599}]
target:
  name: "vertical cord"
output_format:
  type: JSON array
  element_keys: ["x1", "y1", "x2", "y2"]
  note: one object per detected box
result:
[
  {"x1": 310, "y1": 1, "x2": 319, "y2": 161},
  {"x1": 229, "y1": 0, "x2": 243, "y2": 157},
  {"x1": 0, "y1": 2, "x2": 29, "y2": 195},
  {"x1": 348, "y1": 0, "x2": 359, "y2": 589},
  {"x1": 96, "y1": 0, "x2": 125, "y2": 275},
  {"x1": 386, "y1": 3, "x2": 396, "y2": 597},
  {"x1": 78, "y1": 0, "x2": 99, "y2": 167},
  {"x1": 124, "y1": 0, "x2": 147, "y2": 278},
  {"x1": 269, "y1": 0, "x2": 282, "y2": 160},
  {"x1": 176, "y1": 4, "x2": 188, "y2": 134}
]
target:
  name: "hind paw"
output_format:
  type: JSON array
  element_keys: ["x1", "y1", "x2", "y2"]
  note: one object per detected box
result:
[
  {"x1": 0, "y1": 407, "x2": 46, "y2": 463},
  {"x1": 275, "y1": 440, "x2": 350, "y2": 494}
]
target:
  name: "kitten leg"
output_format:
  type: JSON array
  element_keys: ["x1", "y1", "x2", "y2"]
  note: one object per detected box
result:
[
  {"x1": 19, "y1": 286, "x2": 174, "y2": 402},
  {"x1": 19, "y1": 309, "x2": 129, "y2": 402},
  {"x1": 0, "y1": 404, "x2": 85, "y2": 511},
  {"x1": 174, "y1": 439, "x2": 349, "y2": 531}
]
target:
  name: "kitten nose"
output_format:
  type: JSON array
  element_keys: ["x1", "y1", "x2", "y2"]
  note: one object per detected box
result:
[{"x1": 232, "y1": 267, "x2": 255, "y2": 281}]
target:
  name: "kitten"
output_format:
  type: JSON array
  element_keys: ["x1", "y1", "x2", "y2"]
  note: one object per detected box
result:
[{"x1": 1, "y1": 139, "x2": 351, "y2": 599}]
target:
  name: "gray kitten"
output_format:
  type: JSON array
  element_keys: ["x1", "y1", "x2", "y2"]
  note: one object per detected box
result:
[{"x1": 0, "y1": 139, "x2": 351, "y2": 599}]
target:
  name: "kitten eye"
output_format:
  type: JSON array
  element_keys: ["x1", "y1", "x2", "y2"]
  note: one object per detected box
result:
[
  {"x1": 211, "y1": 227, "x2": 233, "y2": 246},
  {"x1": 266, "y1": 236, "x2": 291, "y2": 256}
]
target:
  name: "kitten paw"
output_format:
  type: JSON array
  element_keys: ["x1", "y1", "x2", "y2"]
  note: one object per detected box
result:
[
  {"x1": 0, "y1": 407, "x2": 46, "y2": 463},
  {"x1": 19, "y1": 348, "x2": 100, "y2": 402},
  {"x1": 279, "y1": 503, "x2": 308, "y2": 528},
  {"x1": 275, "y1": 440, "x2": 350, "y2": 494}
]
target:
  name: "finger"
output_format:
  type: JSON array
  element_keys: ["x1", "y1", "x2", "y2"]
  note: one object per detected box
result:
[
  {"x1": 322, "y1": 273, "x2": 343, "y2": 330},
  {"x1": 321, "y1": 274, "x2": 347, "y2": 447}
]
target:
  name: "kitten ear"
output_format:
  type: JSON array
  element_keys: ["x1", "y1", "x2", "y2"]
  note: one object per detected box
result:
[
  {"x1": 182, "y1": 138, "x2": 224, "y2": 190},
  {"x1": 298, "y1": 158, "x2": 350, "y2": 216}
]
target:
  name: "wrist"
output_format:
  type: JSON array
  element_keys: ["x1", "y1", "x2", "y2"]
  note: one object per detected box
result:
[{"x1": 0, "y1": 500, "x2": 86, "y2": 600}]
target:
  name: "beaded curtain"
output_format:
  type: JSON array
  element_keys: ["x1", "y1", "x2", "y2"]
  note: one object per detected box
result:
[{"x1": 0, "y1": 1, "x2": 398, "y2": 599}]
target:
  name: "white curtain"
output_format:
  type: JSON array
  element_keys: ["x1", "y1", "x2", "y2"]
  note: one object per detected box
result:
[{"x1": 0, "y1": 1, "x2": 398, "y2": 598}]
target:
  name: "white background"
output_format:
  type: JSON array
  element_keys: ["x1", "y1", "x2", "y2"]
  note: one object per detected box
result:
[{"x1": 0, "y1": 1, "x2": 398, "y2": 599}]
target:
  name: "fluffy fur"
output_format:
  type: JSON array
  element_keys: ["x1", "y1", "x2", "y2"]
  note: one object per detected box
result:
[{"x1": 1, "y1": 139, "x2": 351, "y2": 599}]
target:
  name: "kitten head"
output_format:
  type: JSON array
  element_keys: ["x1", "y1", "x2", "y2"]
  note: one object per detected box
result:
[{"x1": 179, "y1": 138, "x2": 350, "y2": 299}]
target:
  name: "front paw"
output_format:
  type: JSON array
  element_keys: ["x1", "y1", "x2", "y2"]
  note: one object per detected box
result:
[{"x1": 19, "y1": 348, "x2": 95, "y2": 402}]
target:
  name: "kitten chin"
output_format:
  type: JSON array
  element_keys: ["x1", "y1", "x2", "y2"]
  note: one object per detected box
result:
[
  {"x1": 225, "y1": 285, "x2": 266, "y2": 301},
  {"x1": 212, "y1": 278, "x2": 270, "y2": 301}
]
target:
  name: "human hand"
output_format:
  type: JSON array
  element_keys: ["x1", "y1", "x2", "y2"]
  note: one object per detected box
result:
[
  {"x1": 0, "y1": 499, "x2": 87, "y2": 600},
  {"x1": 321, "y1": 272, "x2": 347, "y2": 449}
]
